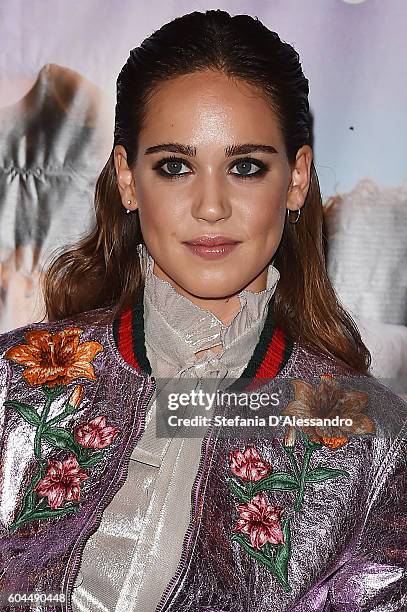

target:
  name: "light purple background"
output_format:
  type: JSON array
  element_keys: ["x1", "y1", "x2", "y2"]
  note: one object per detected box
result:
[{"x1": 1, "y1": 0, "x2": 406, "y2": 198}]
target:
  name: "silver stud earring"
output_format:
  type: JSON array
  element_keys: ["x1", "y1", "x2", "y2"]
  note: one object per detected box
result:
[{"x1": 126, "y1": 200, "x2": 131, "y2": 214}]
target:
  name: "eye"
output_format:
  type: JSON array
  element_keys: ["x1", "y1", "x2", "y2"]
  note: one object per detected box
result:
[
  {"x1": 154, "y1": 156, "x2": 192, "y2": 179},
  {"x1": 230, "y1": 157, "x2": 267, "y2": 178},
  {"x1": 153, "y1": 155, "x2": 268, "y2": 180}
]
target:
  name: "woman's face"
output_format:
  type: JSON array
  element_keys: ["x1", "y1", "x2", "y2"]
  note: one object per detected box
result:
[{"x1": 115, "y1": 70, "x2": 312, "y2": 307}]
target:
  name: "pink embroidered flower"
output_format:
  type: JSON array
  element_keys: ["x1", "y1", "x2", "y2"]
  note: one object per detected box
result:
[
  {"x1": 74, "y1": 415, "x2": 119, "y2": 449},
  {"x1": 234, "y1": 493, "x2": 284, "y2": 549},
  {"x1": 35, "y1": 454, "x2": 88, "y2": 509},
  {"x1": 229, "y1": 444, "x2": 272, "y2": 482}
]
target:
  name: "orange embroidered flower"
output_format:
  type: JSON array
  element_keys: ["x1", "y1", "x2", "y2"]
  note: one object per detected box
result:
[
  {"x1": 34, "y1": 454, "x2": 88, "y2": 509},
  {"x1": 74, "y1": 415, "x2": 119, "y2": 449},
  {"x1": 234, "y1": 493, "x2": 284, "y2": 549},
  {"x1": 68, "y1": 384, "x2": 84, "y2": 409},
  {"x1": 229, "y1": 444, "x2": 273, "y2": 482},
  {"x1": 282, "y1": 426, "x2": 296, "y2": 448},
  {"x1": 4, "y1": 328, "x2": 104, "y2": 387},
  {"x1": 282, "y1": 374, "x2": 375, "y2": 449}
]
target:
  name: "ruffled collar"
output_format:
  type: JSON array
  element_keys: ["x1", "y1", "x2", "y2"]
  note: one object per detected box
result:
[
  {"x1": 141, "y1": 245, "x2": 280, "y2": 374},
  {"x1": 112, "y1": 245, "x2": 295, "y2": 382}
]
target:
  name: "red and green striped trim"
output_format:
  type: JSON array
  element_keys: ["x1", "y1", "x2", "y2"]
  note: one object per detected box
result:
[
  {"x1": 112, "y1": 290, "x2": 294, "y2": 381},
  {"x1": 113, "y1": 293, "x2": 151, "y2": 375}
]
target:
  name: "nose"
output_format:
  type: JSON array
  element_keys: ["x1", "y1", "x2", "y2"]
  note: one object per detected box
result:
[{"x1": 191, "y1": 175, "x2": 232, "y2": 223}]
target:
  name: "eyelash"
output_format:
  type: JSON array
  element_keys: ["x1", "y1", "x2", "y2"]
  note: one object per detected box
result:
[{"x1": 152, "y1": 155, "x2": 268, "y2": 181}]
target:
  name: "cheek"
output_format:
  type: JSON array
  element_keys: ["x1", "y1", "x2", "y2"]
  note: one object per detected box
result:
[
  {"x1": 240, "y1": 191, "x2": 286, "y2": 239},
  {"x1": 136, "y1": 175, "x2": 186, "y2": 219},
  {"x1": 137, "y1": 190, "x2": 182, "y2": 238}
]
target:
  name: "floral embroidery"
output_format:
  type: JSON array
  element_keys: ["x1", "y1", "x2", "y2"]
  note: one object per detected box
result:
[
  {"x1": 233, "y1": 493, "x2": 284, "y2": 549},
  {"x1": 228, "y1": 374, "x2": 376, "y2": 592},
  {"x1": 68, "y1": 385, "x2": 85, "y2": 409},
  {"x1": 229, "y1": 445, "x2": 272, "y2": 482},
  {"x1": 3, "y1": 327, "x2": 119, "y2": 533},
  {"x1": 230, "y1": 491, "x2": 291, "y2": 589},
  {"x1": 74, "y1": 415, "x2": 120, "y2": 449},
  {"x1": 35, "y1": 455, "x2": 88, "y2": 510},
  {"x1": 4, "y1": 328, "x2": 103, "y2": 387},
  {"x1": 228, "y1": 445, "x2": 293, "y2": 592},
  {"x1": 281, "y1": 374, "x2": 375, "y2": 449}
]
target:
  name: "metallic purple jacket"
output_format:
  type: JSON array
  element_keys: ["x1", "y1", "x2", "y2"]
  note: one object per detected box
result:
[{"x1": 0, "y1": 306, "x2": 406, "y2": 611}]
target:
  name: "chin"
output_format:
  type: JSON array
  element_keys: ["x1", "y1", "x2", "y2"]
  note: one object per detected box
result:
[{"x1": 179, "y1": 274, "x2": 249, "y2": 300}]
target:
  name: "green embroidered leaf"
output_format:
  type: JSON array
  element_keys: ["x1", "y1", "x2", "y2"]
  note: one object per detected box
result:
[
  {"x1": 231, "y1": 533, "x2": 292, "y2": 592},
  {"x1": 261, "y1": 541, "x2": 279, "y2": 558},
  {"x1": 4, "y1": 401, "x2": 40, "y2": 427},
  {"x1": 274, "y1": 518, "x2": 291, "y2": 582},
  {"x1": 9, "y1": 504, "x2": 78, "y2": 532},
  {"x1": 42, "y1": 426, "x2": 82, "y2": 455},
  {"x1": 79, "y1": 451, "x2": 104, "y2": 468},
  {"x1": 228, "y1": 479, "x2": 253, "y2": 503},
  {"x1": 25, "y1": 505, "x2": 78, "y2": 520},
  {"x1": 14, "y1": 471, "x2": 45, "y2": 522},
  {"x1": 23, "y1": 472, "x2": 43, "y2": 512},
  {"x1": 305, "y1": 467, "x2": 350, "y2": 482},
  {"x1": 252, "y1": 471, "x2": 299, "y2": 494}
]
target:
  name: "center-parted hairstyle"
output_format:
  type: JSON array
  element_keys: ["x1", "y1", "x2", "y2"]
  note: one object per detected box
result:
[{"x1": 42, "y1": 9, "x2": 371, "y2": 373}]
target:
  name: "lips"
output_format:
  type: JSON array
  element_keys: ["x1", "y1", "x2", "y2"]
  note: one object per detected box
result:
[{"x1": 184, "y1": 236, "x2": 241, "y2": 246}]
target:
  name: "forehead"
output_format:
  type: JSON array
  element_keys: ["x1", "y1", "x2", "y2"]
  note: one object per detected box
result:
[{"x1": 140, "y1": 70, "x2": 284, "y2": 148}]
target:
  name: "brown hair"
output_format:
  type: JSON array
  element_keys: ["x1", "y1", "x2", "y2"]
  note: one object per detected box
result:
[{"x1": 41, "y1": 9, "x2": 371, "y2": 374}]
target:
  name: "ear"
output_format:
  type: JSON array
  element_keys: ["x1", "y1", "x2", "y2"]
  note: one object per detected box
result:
[
  {"x1": 286, "y1": 145, "x2": 313, "y2": 213},
  {"x1": 113, "y1": 145, "x2": 139, "y2": 213}
]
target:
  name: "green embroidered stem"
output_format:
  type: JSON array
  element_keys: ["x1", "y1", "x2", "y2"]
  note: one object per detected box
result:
[
  {"x1": 79, "y1": 450, "x2": 104, "y2": 468},
  {"x1": 45, "y1": 402, "x2": 77, "y2": 428},
  {"x1": 33, "y1": 394, "x2": 54, "y2": 460},
  {"x1": 282, "y1": 445, "x2": 300, "y2": 481},
  {"x1": 294, "y1": 446, "x2": 314, "y2": 511}
]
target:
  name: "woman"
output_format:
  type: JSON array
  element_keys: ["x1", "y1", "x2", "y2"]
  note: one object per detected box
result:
[{"x1": 0, "y1": 9, "x2": 405, "y2": 612}]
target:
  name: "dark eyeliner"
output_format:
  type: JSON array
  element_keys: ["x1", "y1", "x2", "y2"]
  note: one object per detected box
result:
[
  {"x1": 152, "y1": 155, "x2": 269, "y2": 180},
  {"x1": 152, "y1": 155, "x2": 190, "y2": 180},
  {"x1": 230, "y1": 157, "x2": 268, "y2": 179}
]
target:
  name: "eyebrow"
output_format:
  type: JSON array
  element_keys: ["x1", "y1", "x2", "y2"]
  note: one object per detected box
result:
[{"x1": 144, "y1": 142, "x2": 278, "y2": 157}]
